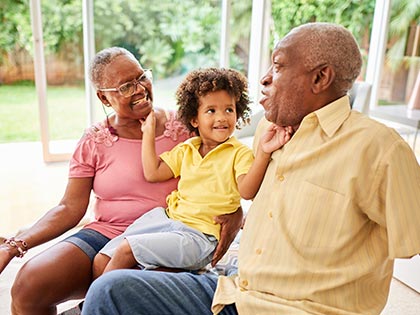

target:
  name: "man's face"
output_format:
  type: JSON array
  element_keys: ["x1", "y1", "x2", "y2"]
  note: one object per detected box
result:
[{"x1": 259, "y1": 33, "x2": 313, "y2": 128}]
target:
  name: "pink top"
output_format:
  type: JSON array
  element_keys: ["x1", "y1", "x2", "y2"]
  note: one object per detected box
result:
[{"x1": 69, "y1": 111, "x2": 190, "y2": 239}]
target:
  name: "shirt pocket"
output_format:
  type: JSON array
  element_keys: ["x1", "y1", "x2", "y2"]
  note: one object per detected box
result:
[{"x1": 285, "y1": 180, "x2": 345, "y2": 249}]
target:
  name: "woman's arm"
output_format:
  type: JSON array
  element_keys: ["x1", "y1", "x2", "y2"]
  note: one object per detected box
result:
[
  {"x1": 0, "y1": 177, "x2": 93, "y2": 273},
  {"x1": 211, "y1": 207, "x2": 243, "y2": 266},
  {"x1": 141, "y1": 111, "x2": 174, "y2": 182}
]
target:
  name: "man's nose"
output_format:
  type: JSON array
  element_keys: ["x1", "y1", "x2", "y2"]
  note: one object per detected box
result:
[{"x1": 260, "y1": 69, "x2": 272, "y2": 86}]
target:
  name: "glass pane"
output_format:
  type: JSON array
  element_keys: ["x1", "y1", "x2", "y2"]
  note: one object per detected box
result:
[
  {"x1": 230, "y1": 0, "x2": 252, "y2": 75},
  {"x1": 270, "y1": 1, "x2": 375, "y2": 81},
  {"x1": 42, "y1": 0, "x2": 86, "y2": 154},
  {"x1": 0, "y1": 1, "x2": 38, "y2": 143},
  {"x1": 93, "y1": 0, "x2": 223, "y2": 112},
  {"x1": 378, "y1": 15, "x2": 419, "y2": 107},
  {"x1": 375, "y1": 2, "x2": 420, "y2": 151}
]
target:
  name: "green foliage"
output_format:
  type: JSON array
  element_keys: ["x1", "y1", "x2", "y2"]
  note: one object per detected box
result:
[
  {"x1": 0, "y1": 0, "x2": 32, "y2": 63},
  {"x1": 0, "y1": 0, "x2": 82, "y2": 62},
  {"x1": 93, "y1": 0, "x2": 222, "y2": 78},
  {"x1": 92, "y1": 0, "x2": 253, "y2": 80},
  {"x1": 41, "y1": 0, "x2": 83, "y2": 56},
  {"x1": 1, "y1": 0, "x2": 418, "y2": 81},
  {"x1": 271, "y1": 0, "x2": 420, "y2": 70},
  {"x1": 271, "y1": 0, "x2": 375, "y2": 48}
]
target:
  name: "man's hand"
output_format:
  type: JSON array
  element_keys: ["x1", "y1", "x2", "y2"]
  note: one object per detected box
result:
[{"x1": 211, "y1": 207, "x2": 243, "y2": 267}]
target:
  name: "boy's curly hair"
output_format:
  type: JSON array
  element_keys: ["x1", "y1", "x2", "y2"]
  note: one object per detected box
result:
[{"x1": 176, "y1": 67, "x2": 251, "y2": 134}]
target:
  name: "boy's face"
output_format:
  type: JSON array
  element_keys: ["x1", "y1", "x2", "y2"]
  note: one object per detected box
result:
[{"x1": 191, "y1": 90, "x2": 237, "y2": 147}]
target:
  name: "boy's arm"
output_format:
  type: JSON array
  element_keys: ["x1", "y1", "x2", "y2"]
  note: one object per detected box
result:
[
  {"x1": 141, "y1": 111, "x2": 174, "y2": 182},
  {"x1": 237, "y1": 124, "x2": 292, "y2": 199}
]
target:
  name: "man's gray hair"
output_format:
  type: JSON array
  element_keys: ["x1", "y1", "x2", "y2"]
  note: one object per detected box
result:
[{"x1": 288, "y1": 22, "x2": 363, "y2": 93}]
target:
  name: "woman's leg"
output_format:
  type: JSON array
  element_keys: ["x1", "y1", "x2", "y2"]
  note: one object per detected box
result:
[
  {"x1": 11, "y1": 242, "x2": 92, "y2": 315},
  {"x1": 82, "y1": 270, "x2": 238, "y2": 315}
]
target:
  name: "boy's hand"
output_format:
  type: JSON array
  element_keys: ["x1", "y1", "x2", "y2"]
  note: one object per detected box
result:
[
  {"x1": 260, "y1": 124, "x2": 292, "y2": 154},
  {"x1": 140, "y1": 110, "x2": 156, "y2": 134}
]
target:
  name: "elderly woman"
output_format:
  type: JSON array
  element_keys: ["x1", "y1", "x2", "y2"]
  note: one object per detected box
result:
[{"x1": 0, "y1": 47, "x2": 242, "y2": 315}]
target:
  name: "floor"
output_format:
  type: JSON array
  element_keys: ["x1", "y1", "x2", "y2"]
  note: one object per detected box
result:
[{"x1": 1, "y1": 125, "x2": 420, "y2": 314}]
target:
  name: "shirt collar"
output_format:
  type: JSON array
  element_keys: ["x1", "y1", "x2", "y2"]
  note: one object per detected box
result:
[
  {"x1": 312, "y1": 95, "x2": 351, "y2": 138},
  {"x1": 183, "y1": 136, "x2": 239, "y2": 149}
]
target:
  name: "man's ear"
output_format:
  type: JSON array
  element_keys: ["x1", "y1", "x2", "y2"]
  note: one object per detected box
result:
[{"x1": 311, "y1": 65, "x2": 335, "y2": 94}]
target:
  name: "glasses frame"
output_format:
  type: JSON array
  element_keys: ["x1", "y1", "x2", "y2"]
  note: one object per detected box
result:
[{"x1": 98, "y1": 69, "x2": 153, "y2": 97}]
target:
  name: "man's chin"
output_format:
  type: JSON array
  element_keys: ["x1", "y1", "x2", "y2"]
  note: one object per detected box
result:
[{"x1": 264, "y1": 111, "x2": 275, "y2": 123}]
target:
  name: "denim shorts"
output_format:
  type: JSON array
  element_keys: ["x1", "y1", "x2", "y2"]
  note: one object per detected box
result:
[{"x1": 63, "y1": 228, "x2": 110, "y2": 261}]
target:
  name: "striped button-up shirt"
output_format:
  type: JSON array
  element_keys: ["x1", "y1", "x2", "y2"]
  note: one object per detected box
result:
[{"x1": 212, "y1": 96, "x2": 420, "y2": 315}]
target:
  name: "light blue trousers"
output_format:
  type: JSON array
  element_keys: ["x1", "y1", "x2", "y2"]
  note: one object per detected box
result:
[{"x1": 82, "y1": 270, "x2": 238, "y2": 315}]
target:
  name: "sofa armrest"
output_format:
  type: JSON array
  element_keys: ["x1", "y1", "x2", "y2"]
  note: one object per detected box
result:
[{"x1": 234, "y1": 108, "x2": 264, "y2": 139}]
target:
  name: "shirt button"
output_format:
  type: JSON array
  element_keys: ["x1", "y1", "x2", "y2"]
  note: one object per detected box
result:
[
  {"x1": 241, "y1": 279, "x2": 248, "y2": 287},
  {"x1": 277, "y1": 174, "x2": 285, "y2": 181},
  {"x1": 256, "y1": 248, "x2": 262, "y2": 255},
  {"x1": 268, "y1": 211, "x2": 273, "y2": 218}
]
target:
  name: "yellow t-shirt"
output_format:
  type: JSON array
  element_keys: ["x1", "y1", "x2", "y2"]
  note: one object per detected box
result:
[
  {"x1": 160, "y1": 136, "x2": 254, "y2": 240},
  {"x1": 212, "y1": 96, "x2": 420, "y2": 315}
]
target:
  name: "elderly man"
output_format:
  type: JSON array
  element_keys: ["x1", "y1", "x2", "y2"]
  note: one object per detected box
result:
[{"x1": 81, "y1": 22, "x2": 420, "y2": 315}]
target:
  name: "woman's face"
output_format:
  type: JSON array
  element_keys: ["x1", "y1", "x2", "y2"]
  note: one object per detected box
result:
[{"x1": 97, "y1": 55, "x2": 154, "y2": 120}]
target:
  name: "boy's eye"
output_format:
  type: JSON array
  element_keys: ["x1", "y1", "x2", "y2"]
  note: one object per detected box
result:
[
  {"x1": 206, "y1": 109, "x2": 215, "y2": 114},
  {"x1": 226, "y1": 108, "x2": 234, "y2": 113}
]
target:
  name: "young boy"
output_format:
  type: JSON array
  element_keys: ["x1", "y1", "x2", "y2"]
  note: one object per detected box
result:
[{"x1": 94, "y1": 68, "x2": 292, "y2": 274}]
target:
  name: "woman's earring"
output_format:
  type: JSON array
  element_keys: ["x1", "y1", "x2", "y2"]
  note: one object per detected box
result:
[{"x1": 101, "y1": 103, "x2": 118, "y2": 136}]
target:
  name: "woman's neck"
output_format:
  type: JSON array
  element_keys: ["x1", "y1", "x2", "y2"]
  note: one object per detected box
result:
[{"x1": 107, "y1": 109, "x2": 167, "y2": 139}]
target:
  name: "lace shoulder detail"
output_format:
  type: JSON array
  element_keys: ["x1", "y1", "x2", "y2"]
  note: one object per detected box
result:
[
  {"x1": 163, "y1": 111, "x2": 190, "y2": 141},
  {"x1": 85, "y1": 122, "x2": 119, "y2": 147}
]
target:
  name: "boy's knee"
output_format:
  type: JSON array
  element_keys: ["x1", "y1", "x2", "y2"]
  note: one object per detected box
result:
[{"x1": 92, "y1": 253, "x2": 110, "y2": 279}]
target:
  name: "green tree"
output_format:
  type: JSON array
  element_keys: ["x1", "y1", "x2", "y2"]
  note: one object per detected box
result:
[
  {"x1": 0, "y1": 0, "x2": 32, "y2": 64},
  {"x1": 0, "y1": 0, "x2": 82, "y2": 60},
  {"x1": 271, "y1": 0, "x2": 375, "y2": 52},
  {"x1": 93, "y1": 0, "x2": 222, "y2": 78}
]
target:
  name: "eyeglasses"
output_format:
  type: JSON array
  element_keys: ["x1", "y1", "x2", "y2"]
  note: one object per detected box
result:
[{"x1": 98, "y1": 69, "x2": 153, "y2": 98}]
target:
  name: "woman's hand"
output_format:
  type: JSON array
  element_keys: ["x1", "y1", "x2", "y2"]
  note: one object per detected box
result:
[
  {"x1": 211, "y1": 207, "x2": 243, "y2": 267},
  {"x1": 0, "y1": 243, "x2": 17, "y2": 274}
]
